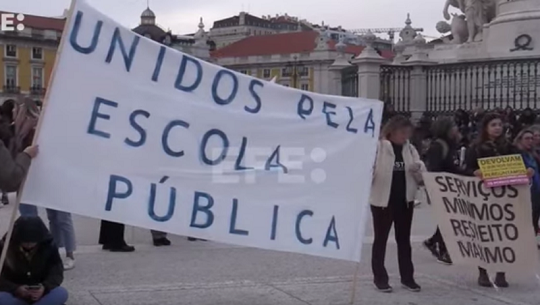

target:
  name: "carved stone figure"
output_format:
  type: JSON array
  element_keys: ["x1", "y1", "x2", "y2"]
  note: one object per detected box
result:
[
  {"x1": 442, "y1": 0, "x2": 497, "y2": 43},
  {"x1": 450, "y1": 14, "x2": 468, "y2": 44},
  {"x1": 443, "y1": 0, "x2": 465, "y2": 20}
]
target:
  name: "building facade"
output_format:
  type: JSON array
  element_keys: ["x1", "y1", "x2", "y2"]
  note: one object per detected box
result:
[
  {"x1": 0, "y1": 12, "x2": 65, "y2": 104},
  {"x1": 132, "y1": 7, "x2": 215, "y2": 59},
  {"x1": 209, "y1": 12, "x2": 393, "y2": 51},
  {"x1": 0, "y1": 7, "x2": 214, "y2": 106},
  {"x1": 212, "y1": 29, "x2": 393, "y2": 95},
  {"x1": 209, "y1": 12, "x2": 313, "y2": 48}
]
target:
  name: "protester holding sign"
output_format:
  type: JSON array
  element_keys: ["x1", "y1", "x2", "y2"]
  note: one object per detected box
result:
[
  {"x1": 464, "y1": 112, "x2": 526, "y2": 287},
  {"x1": 370, "y1": 115, "x2": 425, "y2": 293},
  {"x1": 513, "y1": 129, "x2": 540, "y2": 236},
  {"x1": 423, "y1": 117, "x2": 464, "y2": 266}
]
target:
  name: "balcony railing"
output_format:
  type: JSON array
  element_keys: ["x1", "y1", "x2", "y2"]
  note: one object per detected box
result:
[
  {"x1": 3, "y1": 85, "x2": 20, "y2": 94},
  {"x1": 30, "y1": 86, "x2": 46, "y2": 95}
]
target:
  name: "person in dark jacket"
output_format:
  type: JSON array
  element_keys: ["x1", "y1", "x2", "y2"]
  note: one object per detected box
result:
[
  {"x1": 422, "y1": 117, "x2": 464, "y2": 265},
  {"x1": 518, "y1": 108, "x2": 536, "y2": 132},
  {"x1": 464, "y1": 112, "x2": 523, "y2": 288},
  {"x1": 0, "y1": 217, "x2": 68, "y2": 305},
  {"x1": 513, "y1": 129, "x2": 540, "y2": 238}
]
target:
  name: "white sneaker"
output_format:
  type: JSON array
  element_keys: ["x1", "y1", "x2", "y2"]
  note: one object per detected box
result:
[{"x1": 63, "y1": 257, "x2": 75, "y2": 270}]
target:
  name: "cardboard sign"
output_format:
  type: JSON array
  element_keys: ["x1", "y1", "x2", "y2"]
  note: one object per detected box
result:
[
  {"x1": 478, "y1": 154, "x2": 528, "y2": 187},
  {"x1": 423, "y1": 172, "x2": 538, "y2": 277}
]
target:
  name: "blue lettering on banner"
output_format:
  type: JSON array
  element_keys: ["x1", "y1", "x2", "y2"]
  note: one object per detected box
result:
[
  {"x1": 69, "y1": 11, "x2": 102, "y2": 54},
  {"x1": 152, "y1": 46, "x2": 166, "y2": 82},
  {"x1": 175, "y1": 56, "x2": 203, "y2": 92},
  {"x1": 295, "y1": 210, "x2": 313, "y2": 244},
  {"x1": 125, "y1": 110, "x2": 150, "y2": 147},
  {"x1": 105, "y1": 27, "x2": 140, "y2": 72},
  {"x1": 70, "y1": 10, "x2": 377, "y2": 253},
  {"x1": 323, "y1": 216, "x2": 340, "y2": 249},
  {"x1": 345, "y1": 107, "x2": 358, "y2": 134},
  {"x1": 296, "y1": 94, "x2": 377, "y2": 135},
  {"x1": 87, "y1": 97, "x2": 117, "y2": 138},
  {"x1": 265, "y1": 145, "x2": 288, "y2": 173},
  {"x1": 102, "y1": 177, "x2": 343, "y2": 249},
  {"x1": 200, "y1": 129, "x2": 229, "y2": 166},
  {"x1": 364, "y1": 108, "x2": 376, "y2": 137},
  {"x1": 190, "y1": 191, "x2": 215, "y2": 229},
  {"x1": 147, "y1": 176, "x2": 176, "y2": 222},
  {"x1": 297, "y1": 94, "x2": 314, "y2": 119},
  {"x1": 161, "y1": 120, "x2": 189, "y2": 157},
  {"x1": 322, "y1": 101, "x2": 339, "y2": 128},
  {"x1": 229, "y1": 199, "x2": 249, "y2": 236},
  {"x1": 234, "y1": 137, "x2": 254, "y2": 171},
  {"x1": 245, "y1": 80, "x2": 263, "y2": 114},
  {"x1": 212, "y1": 70, "x2": 238, "y2": 105},
  {"x1": 105, "y1": 175, "x2": 133, "y2": 211}
]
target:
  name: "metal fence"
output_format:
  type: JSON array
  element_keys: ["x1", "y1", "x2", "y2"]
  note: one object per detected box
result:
[
  {"x1": 425, "y1": 58, "x2": 540, "y2": 113},
  {"x1": 380, "y1": 65, "x2": 412, "y2": 115},
  {"x1": 341, "y1": 66, "x2": 358, "y2": 97}
]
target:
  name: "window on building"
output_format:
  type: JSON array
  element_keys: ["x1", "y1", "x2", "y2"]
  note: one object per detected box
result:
[
  {"x1": 299, "y1": 66, "x2": 309, "y2": 77},
  {"x1": 281, "y1": 68, "x2": 291, "y2": 77},
  {"x1": 32, "y1": 47, "x2": 43, "y2": 60},
  {"x1": 5, "y1": 65, "x2": 17, "y2": 87},
  {"x1": 301, "y1": 83, "x2": 309, "y2": 91},
  {"x1": 32, "y1": 67, "x2": 44, "y2": 88},
  {"x1": 282, "y1": 83, "x2": 289, "y2": 87},
  {"x1": 240, "y1": 70, "x2": 248, "y2": 74},
  {"x1": 5, "y1": 45, "x2": 17, "y2": 58},
  {"x1": 263, "y1": 69, "x2": 270, "y2": 78}
]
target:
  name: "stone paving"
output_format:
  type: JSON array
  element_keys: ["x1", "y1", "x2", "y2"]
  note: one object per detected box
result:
[{"x1": 0, "y1": 194, "x2": 538, "y2": 305}]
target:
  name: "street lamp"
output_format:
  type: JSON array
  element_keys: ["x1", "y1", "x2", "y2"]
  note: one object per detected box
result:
[{"x1": 284, "y1": 55, "x2": 305, "y2": 89}]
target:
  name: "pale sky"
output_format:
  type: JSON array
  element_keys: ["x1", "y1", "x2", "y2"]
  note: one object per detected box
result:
[{"x1": 5, "y1": 0, "x2": 458, "y2": 38}]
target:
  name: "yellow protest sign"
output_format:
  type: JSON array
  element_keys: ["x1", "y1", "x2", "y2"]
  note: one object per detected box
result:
[{"x1": 477, "y1": 154, "x2": 528, "y2": 187}]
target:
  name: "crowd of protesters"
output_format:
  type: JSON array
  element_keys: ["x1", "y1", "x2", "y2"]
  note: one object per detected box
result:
[
  {"x1": 0, "y1": 97, "x2": 538, "y2": 304},
  {"x1": 373, "y1": 107, "x2": 540, "y2": 293}
]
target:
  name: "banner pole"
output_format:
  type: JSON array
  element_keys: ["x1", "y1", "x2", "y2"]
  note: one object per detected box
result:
[
  {"x1": 349, "y1": 262, "x2": 360, "y2": 304},
  {"x1": 0, "y1": 0, "x2": 76, "y2": 277}
]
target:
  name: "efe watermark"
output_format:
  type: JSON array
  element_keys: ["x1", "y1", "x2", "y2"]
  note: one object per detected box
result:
[{"x1": 1, "y1": 13, "x2": 25, "y2": 32}]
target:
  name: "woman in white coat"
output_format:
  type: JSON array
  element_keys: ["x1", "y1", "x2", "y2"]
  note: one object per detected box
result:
[{"x1": 370, "y1": 115, "x2": 425, "y2": 293}]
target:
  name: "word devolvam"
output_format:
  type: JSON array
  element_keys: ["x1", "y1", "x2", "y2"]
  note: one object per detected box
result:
[
  {"x1": 21, "y1": 0, "x2": 383, "y2": 262},
  {"x1": 423, "y1": 172, "x2": 538, "y2": 275}
]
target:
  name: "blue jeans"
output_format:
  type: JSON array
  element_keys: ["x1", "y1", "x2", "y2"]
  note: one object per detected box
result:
[
  {"x1": 19, "y1": 204, "x2": 77, "y2": 253},
  {"x1": 0, "y1": 286, "x2": 68, "y2": 305}
]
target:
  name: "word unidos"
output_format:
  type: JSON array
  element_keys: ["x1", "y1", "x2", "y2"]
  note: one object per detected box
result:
[{"x1": 68, "y1": 10, "x2": 377, "y2": 137}]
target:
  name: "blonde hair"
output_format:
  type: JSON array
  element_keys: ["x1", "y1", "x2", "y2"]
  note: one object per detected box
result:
[
  {"x1": 380, "y1": 115, "x2": 412, "y2": 140},
  {"x1": 513, "y1": 128, "x2": 534, "y2": 147}
]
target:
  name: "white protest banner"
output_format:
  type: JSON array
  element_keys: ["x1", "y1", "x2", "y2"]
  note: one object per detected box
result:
[
  {"x1": 21, "y1": 0, "x2": 383, "y2": 262},
  {"x1": 423, "y1": 172, "x2": 539, "y2": 276}
]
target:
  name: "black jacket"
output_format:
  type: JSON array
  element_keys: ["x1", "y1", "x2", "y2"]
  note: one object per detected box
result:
[
  {"x1": 425, "y1": 138, "x2": 464, "y2": 174},
  {"x1": 464, "y1": 140, "x2": 518, "y2": 176},
  {"x1": 0, "y1": 217, "x2": 63, "y2": 293}
]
